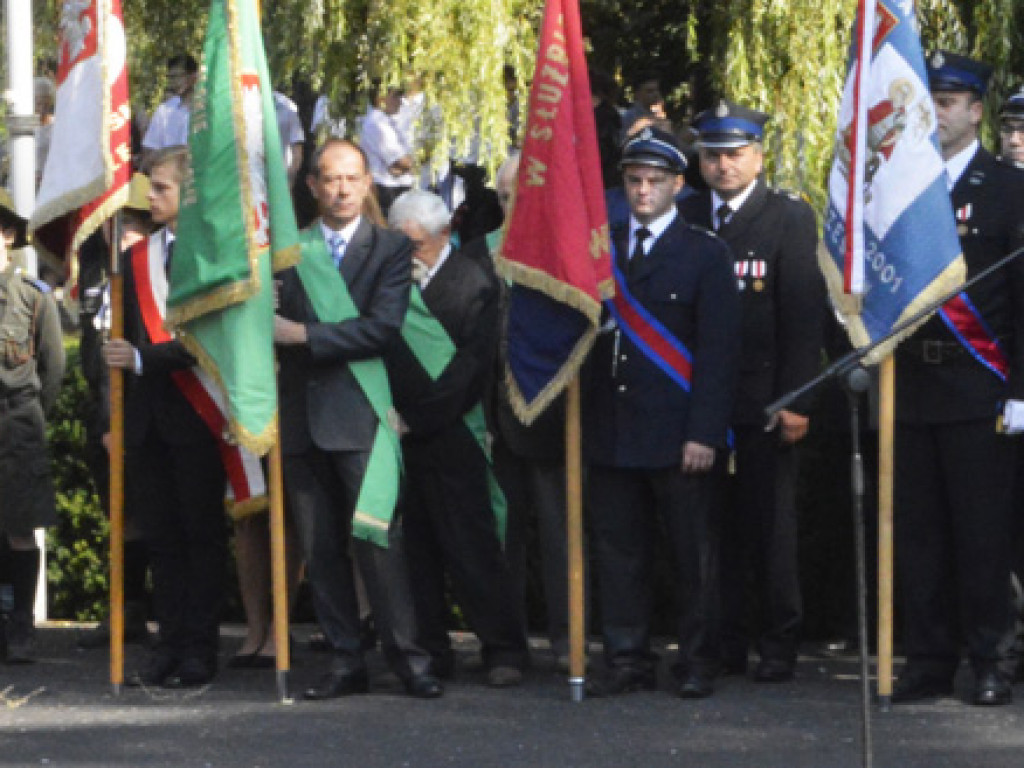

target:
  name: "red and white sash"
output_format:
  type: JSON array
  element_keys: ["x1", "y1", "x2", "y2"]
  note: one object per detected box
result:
[{"x1": 131, "y1": 232, "x2": 267, "y2": 514}]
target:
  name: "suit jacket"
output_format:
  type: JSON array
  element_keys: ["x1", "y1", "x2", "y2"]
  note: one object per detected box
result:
[
  {"x1": 121, "y1": 231, "x2": 209, "y2": 448},
  {"x1": 583, "y1": 213, "x2": 741, "y2": 468},
  {"x1": 277, "y1": 217, "x2": 412, "y2": 454},
  {"x1": 895, "y1": 148, "x2": 1024, "y2": 424},
  {"x1": 387, "y1": 247, "x2": 499, "y2": 467},
  {"x1": 679, "y1": 180, "x2": 826, "y2": 425}
]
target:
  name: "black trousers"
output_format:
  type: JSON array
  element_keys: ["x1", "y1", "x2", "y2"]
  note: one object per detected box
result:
[
  {"x1": 589, "y1": 463, "x2": 720, "y2": 676},
  {"x1": 895, "y1": 418, "x2": 1016, "y2": 676},
  {"x1": 719, "y1": 426, "x2": 802, "y2": 665},
  {"x1": 403, "y1": 442, "x2": 528, "y2": 670},
  {"x1": 127, "y1": 430, "x2": 226, "y2": 663},
  {"x1": 495, "y1": 440, "x2": 575, "y2": 655},
  {"x1": 285, "y1": 447, "x2": 431, "y2": 680}
]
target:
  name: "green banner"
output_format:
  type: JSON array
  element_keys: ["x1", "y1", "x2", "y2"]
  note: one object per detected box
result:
[
  {"x1": 167, "y1": 0, "x2": 299, "y2": 455},
  {"x1": 296, "y1": 227, "x2": 402, "y2": 548},
  {"x1": 400, "y1": 288, "x2": 507, "y2": 542}
]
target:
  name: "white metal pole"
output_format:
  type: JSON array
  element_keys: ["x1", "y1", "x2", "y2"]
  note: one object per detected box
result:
[
  {"x1": 5, "y1": 0, "x2": 46, "y2": 623},
  {"x1": 4, "y1": 0, "x2": 38, "y2": 278}
]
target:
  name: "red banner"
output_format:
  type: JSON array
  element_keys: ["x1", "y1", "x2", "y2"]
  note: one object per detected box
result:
[{"x1": 495, "y1": 0, "x2": 611, "y2": 422}]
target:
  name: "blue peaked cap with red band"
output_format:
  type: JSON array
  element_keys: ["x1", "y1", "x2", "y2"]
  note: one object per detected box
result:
[
  {"x1": 927, "y1": 50, "x2": 992, "y2": 96},
  {"x1": 691, "y1": 100, "x2": 768, "y2": 149},
  {"x1": 620, "y1": 127, "x2": 688, "y2": 173}
]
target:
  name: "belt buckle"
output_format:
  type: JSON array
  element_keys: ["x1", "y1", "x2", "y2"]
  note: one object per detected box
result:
[{"x1": 922, "y1": 340, "x2": 943, "y2": 364}]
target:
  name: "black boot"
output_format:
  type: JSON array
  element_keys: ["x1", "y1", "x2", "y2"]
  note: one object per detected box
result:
[{"x1": 6, "y1": 548, "x2": 40, "y2": 664}]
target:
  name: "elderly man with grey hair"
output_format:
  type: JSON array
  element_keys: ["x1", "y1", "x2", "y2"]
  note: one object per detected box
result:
[{"x1": 386, "y1": 189, "x2": 530, "y2": 687}]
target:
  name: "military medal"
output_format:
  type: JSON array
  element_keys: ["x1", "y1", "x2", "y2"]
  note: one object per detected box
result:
[
  {"x1": 751, "y1": 260, "x2": 766, "y2": 291},
  {"x1": 734, "y1": 260, "x2": 749, "y2": 291},
  {"x1": 955, "y1": 204, "x2": 971, "y2": 236}
]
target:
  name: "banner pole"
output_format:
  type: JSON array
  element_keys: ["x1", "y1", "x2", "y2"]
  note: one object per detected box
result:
[
  {"x1": 566, "y1": 376, "x2": 586, "y2": 702},
  {"x1": 876, "y1": 355, "x2": 895, "y2": 709},
  {"x1": 268, "y1": 411, "x2": 292, "y2": 703},
  {"x1": 108, "y1": 214, "x2": 125, "y2": 695}
]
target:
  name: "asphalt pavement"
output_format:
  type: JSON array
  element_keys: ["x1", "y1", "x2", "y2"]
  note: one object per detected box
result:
[{"x1": 2, "y1": 624, "x2": 1023, "y2": 768}]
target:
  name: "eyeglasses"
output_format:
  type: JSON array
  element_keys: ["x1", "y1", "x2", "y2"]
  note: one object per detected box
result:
[{"x1": 1000, "y1": 122, "x2": 1024, "y2": 137}]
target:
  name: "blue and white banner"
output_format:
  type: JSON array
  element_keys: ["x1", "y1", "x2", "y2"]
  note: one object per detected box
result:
[{"x1": 820, "y1": 0, "x2": 965, "y2": 361}]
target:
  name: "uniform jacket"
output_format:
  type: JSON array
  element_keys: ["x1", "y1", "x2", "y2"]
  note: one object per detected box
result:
[
  {"x1": 583, "y1": 213, "x2": 741, "y2": 468},
  {"x1": 120, "y1": 232, "x2": 209, "y2": 448},
  {"x1": 0, "y1": 267, "x2": 64, "y2": 413},
  {"x1": 895, "y1": 147, "x2": 1024, "y2": 424},
  {"x1": 387, "y1": 246, "x2": 500, "y2": 467},
  {"x1": 679, "y1": 180, "x2": 826, "y2": 425},
  {"x1": 277, "y1": 217, "x2": 412, "y2": 455}
]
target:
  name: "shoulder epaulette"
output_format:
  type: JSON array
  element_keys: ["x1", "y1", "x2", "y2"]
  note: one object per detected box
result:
[
  {"x1": 683, "y1": 221, "x2": 719, "y2": 239},
  {"x1": 770, "y1": 186, "x2": 808, "y2": 204}
]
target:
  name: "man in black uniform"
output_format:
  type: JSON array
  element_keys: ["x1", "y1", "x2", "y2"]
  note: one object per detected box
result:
[
  {"x1": 680, "y1": 101, "x2": 825, "y2": 682},
  {"x1": 891, "y1": 52, "x2": 1024, "y2": 706},
  {"x1": 386, "y1": 189, "x2": 529, "y2": 686},
  {"x1": 0, "y1": 190, "x2": 65, "y2": 663},
  {"x1": 584, "y1": 128, "x2": 741, "y2": 699},
  {"x1": 104, "y1": 147, "x2": 229, "y2": 687}
]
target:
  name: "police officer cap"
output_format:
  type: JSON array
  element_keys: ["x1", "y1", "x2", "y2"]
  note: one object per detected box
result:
[
  {"x1": 0, "y1": 189, "x2": 29, "y2": 250},
  {"x1": 927, "y1": 51, "x2": 992, "y2": 96},
  {"x1": 692, "y1": 100, "x2": 768, "y2": 149},
  {"x1": 1001, "y1": 87, "x2": 1024, "y2": 120},
  {"x1": 620, "y1": 127, "x2": 688, "y2": 173}
]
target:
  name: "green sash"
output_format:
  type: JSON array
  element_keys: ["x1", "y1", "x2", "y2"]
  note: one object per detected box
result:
[
  {"x1": 295, "y1": 226, "x2": 401, "y2": 548},
  {"x1": 400, "y1": 287, "x2": 507, "y2": 542}
]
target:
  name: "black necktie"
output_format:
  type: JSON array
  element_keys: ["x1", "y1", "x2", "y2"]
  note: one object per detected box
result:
[
  {"x1": 716, "y1": 203, "x2": 732, "y2": 230},
  {"x1": 166, "y1": 240, "x2": 175, "y2": 276},
  {"x1": 630, "y1": 227, "x2": 651, "y2": 276}
]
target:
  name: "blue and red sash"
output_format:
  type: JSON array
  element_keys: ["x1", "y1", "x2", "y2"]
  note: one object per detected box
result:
[
  {"x1": 938, "y1": 292, "x2": 1008, "y2": 382},
  {"x1": 607, "y1": 259, "x2": 693, "y2": 391}
]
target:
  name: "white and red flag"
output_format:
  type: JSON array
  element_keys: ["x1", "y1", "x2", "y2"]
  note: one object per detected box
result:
[{"x1": 30, "y1": 0, "x2": 131, "y2": 263}]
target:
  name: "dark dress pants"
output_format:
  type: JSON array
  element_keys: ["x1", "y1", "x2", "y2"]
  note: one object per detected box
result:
[
  {"x1": 403, "y1": 443, "x2": 529, "y2": 670},
  {"x1": 589, "y1": 463, "x2": 720, "y2": 676},
  {"x1": 495, "y1": 440, "x2": 575, "y2": 656},
  {"x1": 895, "y1": 418, "x2": 1016, "y2": 677},
  {"x1": 128, "y1": 430, "x2": 227, "y2": 664},
  {"x1": 719, "y1": 426, "x2": 802, "y2": 666},
  {"x1": 285, "y1": 447, "x2": 431, "y2": 680}
]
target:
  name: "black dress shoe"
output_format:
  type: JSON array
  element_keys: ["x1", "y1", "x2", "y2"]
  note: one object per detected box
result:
[
  {"x1": 404, "y1": 674, "x2": 443, "y2": 699},
  {"x1": 973, "y1": 669, "x2": 1013, "y2": 706},
  {"x1": 754, "y1": 659, "x2": 795, "y2": 683},
  {"x1": 678, "y1": 672, "x2": 714, "y2": 699},
  {"x1": 891, "y1": 670, "x2": 953, "y2": 703},
  {"x1": 128, "y1": 650, "x2": 179, "y2": 687},
  {"x1": 165, "y1": 657, "x2": 216, "y2": 688},
  {"x1": 585, "y1": 665, "x2": 657, "y2": 697},
  {"x1": 303, "y1": 669, "x2": 370, "y2": 700}
]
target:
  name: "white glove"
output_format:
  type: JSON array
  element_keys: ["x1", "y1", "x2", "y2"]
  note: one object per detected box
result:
[{"x1": 1002, "y1": 399, "x2": 1024, "y2": 434}]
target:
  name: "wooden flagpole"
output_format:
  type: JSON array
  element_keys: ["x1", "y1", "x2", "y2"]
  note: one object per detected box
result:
[
  {"x1": 268, "y1": 414, "x2": 292, "y2": 703},
  {"x1": 566, "y1": 376, "x2": 586, "y2": 702},
  {"x1": 108, "y1": 215, "x2": 125, "y2": 695},
  {"x1": 876, "y1": 355, "x2": 895, "y2": 707}
]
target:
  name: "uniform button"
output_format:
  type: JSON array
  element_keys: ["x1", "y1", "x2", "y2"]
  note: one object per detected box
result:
[
  {"x1": 617, "y1": 384, "x2": 627, "y2": 393},
  {"x1": 620, "y1": 354, "x2": 628, "y2": 362}
]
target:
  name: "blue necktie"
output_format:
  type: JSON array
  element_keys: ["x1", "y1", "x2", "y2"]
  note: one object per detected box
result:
[{"x1": 329, "y1": 233, "x2": 346, "y2": 268}]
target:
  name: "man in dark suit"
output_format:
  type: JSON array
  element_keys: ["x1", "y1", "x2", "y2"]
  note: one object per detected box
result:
[
  {"x1": 104, "y1": 146, "x2": 227, "y2": 687},
  {"x1": 584, "y1": 128, "x2": 741, "y2": 699},
  {"x1": 680, "y1": 101, "x2": 825, "y2": 683},
  {"x1": 891, "y1": 53, "x2": 1024, "y2": 706},
  {"x1": 386, "y1": 189, "x2": 529, "y2": 686},
  {"x1": 274, "y1": 139, "x2": 441, "y2": 699}
]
